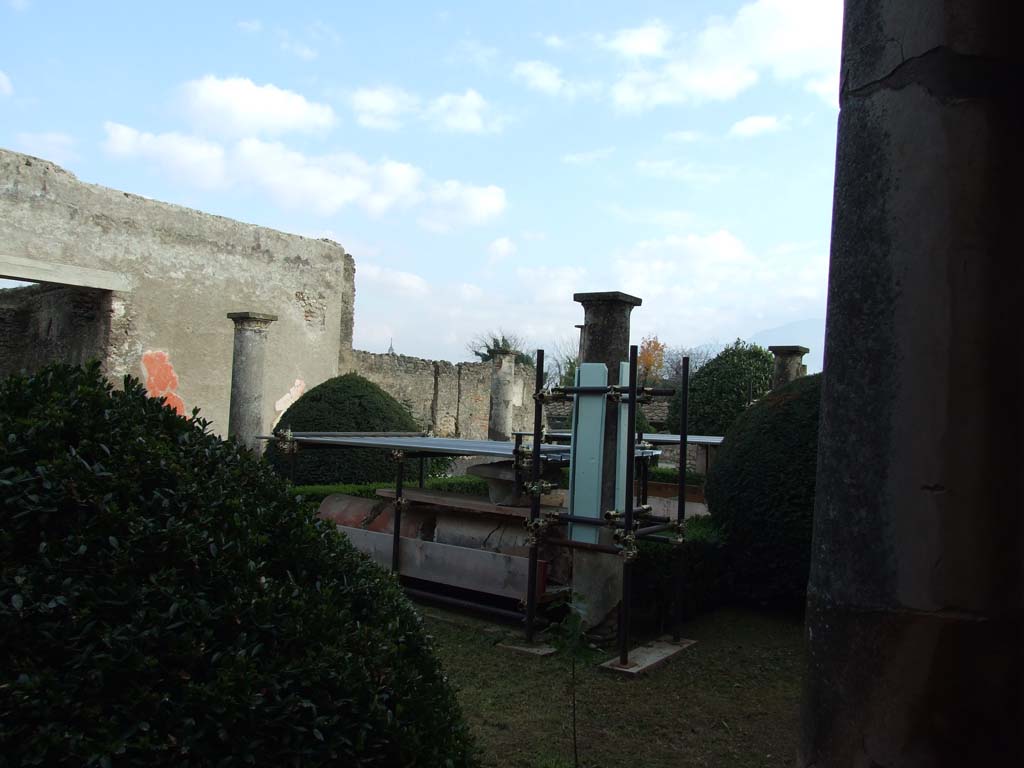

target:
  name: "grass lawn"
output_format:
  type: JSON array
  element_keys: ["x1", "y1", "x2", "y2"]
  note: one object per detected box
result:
[{"x1": 424, "y1": 607, "x2": 804, "y2": 768}]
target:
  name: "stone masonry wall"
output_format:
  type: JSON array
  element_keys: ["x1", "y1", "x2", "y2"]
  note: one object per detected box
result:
[{"x1": 0, "y1": 149, "x2": 355, "y2": 434}]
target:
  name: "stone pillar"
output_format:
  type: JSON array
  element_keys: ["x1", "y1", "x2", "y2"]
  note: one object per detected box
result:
[
  {"x1": 573, "y1": 291, "x2": 643, "y2": 513},
  {"x1": 488, "y1": 352, "x2": 517, "y2": 441},
  {"x1": 226, "y1": 311, "x2": 277, "y2": 451},
  {"x1": 572, "y1": 292, "x2": 642, "y2": 627},
  {"x1": 768, "y1": 345, "x2": 809, "y2": 390},
  {"x1": 800, "y1": 2, "x2": 1022, "y2": 766}
]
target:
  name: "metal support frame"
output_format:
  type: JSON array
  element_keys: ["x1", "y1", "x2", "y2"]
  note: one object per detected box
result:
[
  {"x1": 618, "y1": 345, "x2": 639, "y2": 666},
  {"x1": 673, "y1": 356, "x2": 690, "y2": 643},
  {"x1": 525, "y1": 350, "x2": 545, "y2": 643}
]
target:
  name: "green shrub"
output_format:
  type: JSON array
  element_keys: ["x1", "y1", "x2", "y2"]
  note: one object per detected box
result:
[
  {"x1": 266, "y1": 374, "x2": 421, "y2": 485},
  {"x1": 704, "y1": 373, "x2": 821, "y2": 607},
  {"x1": 0, "y1": 363, "x2": 476, "y2": 767},
  {"x1": 648, "y1": 466, "x2": 705, "y2": 487},
  {"x1": 630, "y1": 516, "x2": 726, "y2": 633},
  {"x1": 667, "y1": 340, "x2": 773, "y2": 436}
]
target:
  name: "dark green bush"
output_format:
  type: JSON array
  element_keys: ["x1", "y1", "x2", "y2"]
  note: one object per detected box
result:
[
  {"x1": 630, "y1": 516, "x2": 726, "y2": 633},
  {"x1": 266, "y1": 373, "x2": 421, "y2": 485},
  {"x1": 648, "y1": 466, "x2": 705, "y2": 487},
  {"x1": 704, "y1": 373, "x2": 821, "y2": 607},
  {"x1": 0, "y1": 363, "x2": 476, "y2": 767},
  {"x1": 667, "y1": 340, "x2": 773, "y2": 436}
]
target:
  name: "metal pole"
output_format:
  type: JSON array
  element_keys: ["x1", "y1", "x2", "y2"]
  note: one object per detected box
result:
[
  {"x1": 618, "y1": 345, "x2": 638, "y2": 666},
  {"x1": 525, "y1": 349, "x2": 545, "y2": 643},
  {"x1": 673, "y1": 356, "x2": 690, "y2": 643},
  {"x1": 391, "y1": 452, "x2": 405, "y2": 574}
]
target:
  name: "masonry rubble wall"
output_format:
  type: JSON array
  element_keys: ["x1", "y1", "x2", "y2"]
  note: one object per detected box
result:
[{"x1": 0, "y1": 149, "x2": 355, "y2": 435}]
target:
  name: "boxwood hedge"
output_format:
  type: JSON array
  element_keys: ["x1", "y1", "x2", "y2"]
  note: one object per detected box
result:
[
  {"x1": 266, "y1": 374, "x2": 421, "y2": 485},
  {"x1": 704, "y1": 373, "x2": 822, "y2": 607},
  {"x1": 0, "y1": 363, "x2": 477, "y2": 767}
]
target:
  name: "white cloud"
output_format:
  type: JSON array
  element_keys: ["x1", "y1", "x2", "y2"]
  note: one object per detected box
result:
[
  {"x1": 515, "y1": 265, "x2": 588, "y2": 304},
  {"x1": 237, "y1": 19, "x2": 262, "y2": 33},
  {"x1": 561, "y1": 147, "x2": 614, "y2": 166},
  {"x1": 14, "y1": 131, "x2": 76, "y2": 164},
  {"x1": 603, "y1": 203, "x2": 693, "y2": 229},
  {"x1": 729, "y1": 114, "x2": 785, "y2": 137},
  {"x1": 233, "y1": 139, "x2": 422, "y2": 216},
  {"x1": 512, "y1": 60, "x2": 597, "y2": 99},
  {"x1": 805, "y1": 73, "x2": 839, "y2": 108},
  {"x1": 426, "y1": 89, "x2": 502, "y2": 134},
  {"x1": 487, "y1": 236, "x2": 517, "y2": 265},
  {"x1": 351, "y1": 86, "x2": 419, "y2": 130},
  {"x1": 182, "y1": 75, "x2": 336, "y2": 136},
  {"x1": 0, "y1": 70, "x2": 12, "y2": 97},
  {"x1": 542, "y1": 34, "x2": 565, "y2": 49},
  {"x1": 664, "y1": 130, "x2": 702, "y2": 143},
  {"x1": 457, "y1": 282, "x2": 483, "y2": 301},
  {"x1": 280, "y1": 37, "x2": 317, "y2": 61},
  {"x1": 359, "y1": 263, "x2": 430, "y2": 297},
  {"x1": 603, "y1": 20, "x2": 672, "y2": 58},
  {"x1": 608, "y1": 0, "x2": 842, "y2": 111},
  {"x1": 446, "y1": 39, "x2": 499, "y2": 70},
  {"x1": 8, "y1": 0, "x2": 29, "y2": 10},
  {"x1": 103, "y1": 122, "x2": 226, "y2": 188},
  {"x1": 420, "y1": 180, "x2": 507, "y2": 233},
  {"x1": 635, "y1": 159, "x2": 732, "y2": 184}
]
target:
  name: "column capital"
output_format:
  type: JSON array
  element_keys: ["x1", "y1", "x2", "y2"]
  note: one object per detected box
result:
[
  {"x1": 227, "y1": 311, "x2": 278, "y2": 330},
  {"x1": 573, "y1": 291, "x2": 643, "y2": 308}
]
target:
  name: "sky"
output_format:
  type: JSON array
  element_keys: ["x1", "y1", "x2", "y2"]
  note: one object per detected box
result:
[{"x1": 0, "y1": 0, "x2": 842, "y2": 371}]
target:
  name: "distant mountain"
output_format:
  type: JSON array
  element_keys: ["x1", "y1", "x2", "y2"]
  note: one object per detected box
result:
[{"x1": 750, "y1": 318, "x2": 826, "y2": 373}]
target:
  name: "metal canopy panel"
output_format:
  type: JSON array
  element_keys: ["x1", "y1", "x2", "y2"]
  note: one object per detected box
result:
[
  {"x1": 514, "y1": 430, "x2": 724, "y2": 446},
  {"x1": 267, "y1": 434, "x2": 572, "y2": 459}
]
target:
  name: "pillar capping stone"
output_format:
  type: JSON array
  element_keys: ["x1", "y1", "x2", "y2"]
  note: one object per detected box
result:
[
  {"x1": 768, "y1": 344, "x2": 809, "y2": 355},
  {"x1": 227, "y1": 311, "x2": 278, "y2": 323},
  {"x1": 573, "y1": 291, "x2": 643, "y2": 307}
]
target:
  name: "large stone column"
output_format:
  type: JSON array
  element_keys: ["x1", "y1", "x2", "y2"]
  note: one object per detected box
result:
[
  {"x1": 571, "y1": 292, "x2": 642, "y2": 627},
  {"x1": 487, "y1": 352, "x2": 517, "y2": 441},
  {"x1": 768, "y1": 345, "x2": 808, "y2": 390},
  {"x1": 226, "y1": 311, "x2": 277, "y2": 451},
  {"x1": 800, "y1": 2, "x2": 1022, "y2": 766},
  {"x1": 573, "y1": 291, "x2": 642, "y2": 513}
]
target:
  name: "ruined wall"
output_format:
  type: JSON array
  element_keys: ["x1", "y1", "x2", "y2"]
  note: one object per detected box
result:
[
  {"x1": 348, "y1": 350, "x2": 533, "y2": 439},
  {"x1": 0, "y1": 149, "x2": 355, "y2": 433},
  {"x1": 0, "y1": 283, "x2": 112, "y2": 378}
]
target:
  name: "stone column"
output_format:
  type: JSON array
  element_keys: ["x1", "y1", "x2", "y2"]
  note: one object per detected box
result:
[
  {"x1": 571, "y1": 292, "x2": 642, "y2": 627},
  {"x1": 768, "y1": 345, "x2": 809, "y2": 390},
  {"x1": 488, "y1": 352, "x2": 517, "y2": 441},
  {"x1": 226, "y1": 311, "x2": 277, "y2": 451},
  {"x1": 573, "y1": 291, "x2": 643, "y2": 513},
  {"x1": 800, "y1": 2, "x2": 1021, "y2": 766}
]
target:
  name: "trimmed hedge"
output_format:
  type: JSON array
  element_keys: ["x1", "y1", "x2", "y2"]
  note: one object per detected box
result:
[
  {"x1": 704, "y1": 373, "x2": 822, "y2": 607},
  {"x1": 0, "y1": 364, "x2": 477, "y2": 767},
  {"x1": 266, "y1": 374, "x2": 421, "y2": 485},
  {"x1": 667, "y1": 340, "x2": 773, "y2": 436},
  {"x1": 630, "y1": 516, "x2": 726, "y2": 633}
]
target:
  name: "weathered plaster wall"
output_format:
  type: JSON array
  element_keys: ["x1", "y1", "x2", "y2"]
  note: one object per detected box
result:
[
  {"x1": 0, "y1": 149, "x2": 355, "y2": 433},
  {"x1": 348, "y1": 350, "x2": 534, "y2": 439},
  {"x1": 0, "y1": 283, "x2": 111, "y2": 378}
]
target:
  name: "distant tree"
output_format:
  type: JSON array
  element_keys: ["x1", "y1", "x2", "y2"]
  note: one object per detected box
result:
[
  {"x1": 547, "y1": 334, "x2": 580, "y2": 387},
  {"x1": 667, "y1": 339, "x2": 773, "y2": 435},
  {"x1": 663, "y1": 343, "x2": 718, "y2": 383},
  {"x1": 637, "y1": 334, "x2": 667, "y2": 385},
  {"x1": 466, "y1": 330, "x2": 534, "y2": 367}
]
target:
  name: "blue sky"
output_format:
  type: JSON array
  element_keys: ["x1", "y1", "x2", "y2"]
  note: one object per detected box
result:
[{"x1": 0, "y1": 0, "x2": 841, "y2": 371}]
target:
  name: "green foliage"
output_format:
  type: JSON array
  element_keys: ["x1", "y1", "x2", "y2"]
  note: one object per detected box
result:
[
  {"x1": 704, "y1": 373, "x2": 821, "y2": 607},
  {"x1": 0, "y1": 363, "x2": 477, "y2": 767},
  {"x1": 667, "y1": 340, "x2": 773, "y2": 436},
  {"x1": 467, "y1": 331, "x2": 534, "y2": 367},
  {"x1": 265, "y1": 374, "x2": 421, "y2": 485},
  {"x1": 292, "y1": 475, "x2": 490, "y2": 505},
  {"x1": 647, "y1": 466, "x2": 706, "y2": 487},
  {"x1": 630, "y1": 517, "x2": 727, "y2": 634}
]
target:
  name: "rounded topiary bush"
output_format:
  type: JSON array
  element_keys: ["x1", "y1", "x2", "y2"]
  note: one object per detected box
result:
[
  {"x1": 266, "y1": 373, "x2": 420, "y2": 485},
  {"x1": 0, "y1": 363, "x2": 476, "y2": 767},
  {"x1": 704, "y1": 373, "x2": 821, "y2": 607}
]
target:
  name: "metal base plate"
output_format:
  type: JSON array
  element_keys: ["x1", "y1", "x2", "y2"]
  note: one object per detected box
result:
[{"x1": 600, "y1": 637, "x2": 696, "y2": 675}]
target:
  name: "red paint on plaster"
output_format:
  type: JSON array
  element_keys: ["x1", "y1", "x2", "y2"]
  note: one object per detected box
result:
[{"x1": 142, "y1": 350, "x2": 186, "y2": 416}]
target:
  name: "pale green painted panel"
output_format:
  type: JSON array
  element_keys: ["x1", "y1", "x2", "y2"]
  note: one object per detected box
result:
[
  {"x1": 567, "y1": 363, "x2": 607, "y2": 544},
  {"x1": 615, "y1": 362, "x2": 630, "y2": 515}
]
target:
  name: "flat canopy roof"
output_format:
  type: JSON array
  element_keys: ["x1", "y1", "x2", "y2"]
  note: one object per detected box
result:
[
  {"x1": 261, "y1": 433, "x2": 661, "y2": 458},
  {"x1": 513, "y1": 431, "x2": 724, "y2": 446}
]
